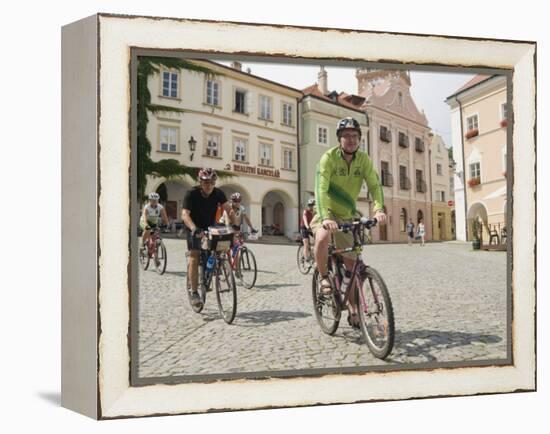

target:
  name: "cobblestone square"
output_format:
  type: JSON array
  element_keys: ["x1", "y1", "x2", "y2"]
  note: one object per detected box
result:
[{"x1": 136, "y1": 240, "x2": 508, "y2": 379}]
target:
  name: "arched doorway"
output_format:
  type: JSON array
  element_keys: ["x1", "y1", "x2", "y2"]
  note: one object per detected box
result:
[
  {"x1": 150, "y1": 179, "x2": 191, "y2": 222},
  {"x1": 467, "y1": 202, "x2": 489, "y2": 242},
  {"x1": 417, "y1": 209, "x2": 424, "y2": 224},
  {"x1": 261, "y1": 190, "x2": 295, "y2": 237}
]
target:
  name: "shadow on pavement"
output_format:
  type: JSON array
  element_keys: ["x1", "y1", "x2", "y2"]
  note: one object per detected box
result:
[
  {"x1": 163, "y1": 270, "x2": 186, "y2": 278},
  {"x1": 235, "y1": 310, "x2": 311, "y2": 327},
  {"x1": 253, "y1": 283, "x2": 302, "y2": 291},
  {"x1": 37, "y1": 391, "x2": 61, "y2": 407},
  {"x1": 387, "y1": 329, "x2": 503, "y2": 363}
]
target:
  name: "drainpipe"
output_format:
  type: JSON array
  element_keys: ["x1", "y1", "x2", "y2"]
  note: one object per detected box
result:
[
  {"x1": 457, "y1": 97, "x2": 469, "y2": 241},
  {"x1": 296, "y1": 96, "x2": 303, "y2": 234}
]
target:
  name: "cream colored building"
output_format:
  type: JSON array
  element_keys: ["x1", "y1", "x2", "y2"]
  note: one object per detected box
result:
[
  {"x1": 145, "y1": 60, "x2": 302, "y2": 238},
  {"x1": 446, "y1": 75, "x2": 508, "y2": 242},
  {"x1": 430, "y1": 134, "x2": 456, "y2": 241},
  {"x1": 300, "y1": 67, "x2": 371, "y2": 217}
]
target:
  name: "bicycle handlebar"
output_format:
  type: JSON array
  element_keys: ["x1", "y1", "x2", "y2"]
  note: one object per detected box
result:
[{"x1": 323, "y1": 217, "x2": 378, "y2": 232}]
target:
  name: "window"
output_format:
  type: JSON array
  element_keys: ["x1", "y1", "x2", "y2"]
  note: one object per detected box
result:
[
  {"x1": 159, "y1": 126, "x2": 178, "y2": 152},
  {"x1": 466, "y1": 114, "x2": 479, "y2": 132},
  {"x1": 381, "y1": 161, "x2": 392, "y2": 186},
  {"x1": 259, "y1": 95, "x2": 272, "y2": 120},
  {"x1": 234, "y1": 89, "x2": 247, "y2": 114},
  {"x1": 205, "y1": 132, "x2": 220, "y2": 157},
  {"x1": 399, "y1": 165, "x2": 410, "y2": 190},
  {"x1": 398, "y1": 132, "x2": 409, "y2": 148},
  {"x1": 162, "y1": 71, "x2": 178, "y2": 98},
  {"x1": 233, "y1": 137, "x2": 247, "y2": 162},
  {"x1": 380, "y1": 126, "x2": 391, "y2": 142},
  {"x1": 416, "y1": 169, "x2": 425, "y2": 192},
  {"x1": 501, "y1": 103, "x2": 508, "y2": 120},
  {"x1": 398, "y1": 92, "x2": 404, "y2": 108},
  {"x1": 437, "y1": 163, "x2": 443, "y2": 176},
  {"x1": 206, "y1": 80, "x2": 220, "y2": 106},
  {"x1": 436, "y1": 191, "x2": 446, "y2": 202},
  {"x1": 400, "y1": 208, "x2": 407, "y2": 232},
  {"x1": 283, "y1": 148, "x2": 294, "y2": 170},
  {"x1": 318, "y1": 126, "x2": 328, "y2": 145},
  {"x1": 282, "y1": 103, "x2": 293, "y2": 126},
  {"x1": 259, "y1": 143, "x2": 273, "y2": 166},
  {"x1": 450, "y1": 176, "x2": 455, "y2": 191},
  {"x1": 470, "y1": 161, "x2": 481, "y2": 179},
  {"x1": 415, "y1": 137, "x2": 425, "y2": 152}
]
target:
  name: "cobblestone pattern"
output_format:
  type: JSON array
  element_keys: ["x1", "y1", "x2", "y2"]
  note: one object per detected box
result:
[{"x1": 137, "y1": 240, "x2": 507, "y2": 378}]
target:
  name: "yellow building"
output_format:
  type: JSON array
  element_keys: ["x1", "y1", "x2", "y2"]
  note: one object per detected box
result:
[
  {"x1": 429, "y1": 134, "x2": 455, "y2": 241},
  {"x1": 446, "y1": 75, "x2": 508, "y2": 243}
]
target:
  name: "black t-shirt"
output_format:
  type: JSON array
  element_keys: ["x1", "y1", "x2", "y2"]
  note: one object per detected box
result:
[{"x1": 182, "y1": 187, "x2": 227, "y2": 230}]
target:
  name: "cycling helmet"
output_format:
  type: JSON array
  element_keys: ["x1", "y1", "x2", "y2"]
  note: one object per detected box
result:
[
  {"x1": 307, "y1": 198, "x2": 315, "y2": 206},
  {"x1": 336, "y1": 117, "x2": 362, "y2": 139},
  {"x1": 198, "y1": 167, "x2": 218, "y2": 181},
  {"x1": 148, "y1": 192, "x2": 160, "y2": 200},
  {"x1": 230, "y1": 192, "x2": 242, "y2": 202}
]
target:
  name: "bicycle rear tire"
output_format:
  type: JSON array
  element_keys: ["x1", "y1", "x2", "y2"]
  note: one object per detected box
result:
[
  {"x1": 154, "y1": 240, "x2": 168, "y2": 275},
  {"x1": 238, "y1": 247, "x2": 257, "y2": 289}
]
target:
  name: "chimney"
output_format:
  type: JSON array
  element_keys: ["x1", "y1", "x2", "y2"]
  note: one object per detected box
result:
[
  {"x1": 231, "y1": 61, "x2": 242, "y2": 71},
  {"x1": 318, "y1": 66, "x2": 328, "y2": 95}
]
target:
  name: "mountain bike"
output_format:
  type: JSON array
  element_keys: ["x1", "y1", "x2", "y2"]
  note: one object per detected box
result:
[
  {"x1": 186, "y1": 226, "x2": 238, "y2": 324},
  {"x1": 228, "y1": 231, "x2": 258, "y2": 289},
  {"x1": 311, "y1": 217, "x2": 395, "y2": 359},
  {"x1": 297, "y1": 229, "x2": 315, "y2": 274},
  {"x1": 139, "y1": 224, "x2": 167, "y2": 275}
]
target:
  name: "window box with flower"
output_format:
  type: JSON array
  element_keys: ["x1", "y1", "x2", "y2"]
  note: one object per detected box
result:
[
  {"x1": 465, "y1": 128, "x2": 479, "y2": 139},
  {"x1": 468, "y1": 177, "x2": 481, "y2": 187},
  {"x1": 500, "y1": 119, "x2": 508, "y2": 128}
]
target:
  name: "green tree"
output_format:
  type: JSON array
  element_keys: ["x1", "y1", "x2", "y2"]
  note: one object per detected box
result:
[{"x1": 137, "y1": 56, "x2": 233, "y2": 200}]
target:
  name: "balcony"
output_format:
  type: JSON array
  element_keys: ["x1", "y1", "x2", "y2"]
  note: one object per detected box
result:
[{"x1": 399, "y1": 176, "x2": 411, "y2": 190}]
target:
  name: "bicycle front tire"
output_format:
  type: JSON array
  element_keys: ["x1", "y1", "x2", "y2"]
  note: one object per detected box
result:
[{"x1": 215, "y1": 258, "x2": 237, "y2": 324}]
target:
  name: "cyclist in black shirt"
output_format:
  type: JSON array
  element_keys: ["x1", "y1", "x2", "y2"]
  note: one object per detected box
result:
[{"x1": 181, "y1": 168, "x2": 231, "y2": 307}]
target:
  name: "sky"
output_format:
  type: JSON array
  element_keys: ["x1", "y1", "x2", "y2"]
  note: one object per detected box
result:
[{"x1": 218, "y1": 60, "x2": 476, "y2": 147}]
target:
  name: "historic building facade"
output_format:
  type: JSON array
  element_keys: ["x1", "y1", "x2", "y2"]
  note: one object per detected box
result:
[
  {"x1": 430, "y1": 134, "x2": 456, "y2": 241},
  {"x1": 446, "y1": 75, "x2": 508, "y2": 242},
  {"x1": 144, "y1": 60, "x2": 302, "y2": 238}
]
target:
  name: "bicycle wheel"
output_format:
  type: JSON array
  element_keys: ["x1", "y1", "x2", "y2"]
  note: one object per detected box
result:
[
  {"x1": 311, "y1": 268, "x2": 341, "y2": 335},
  {"x1": 139, "y1": 245, "x2": 150, "y2": 270},
  {"x1": 154, "y1": 240, "x2": 168, "y2": 275},
  {"x1": 215, "y1": 258, "x2": 237, "y2": 324},
  {"x1": 356, "y1": 267, "x2": 395, "y2": 359},
  {"x1": 237, "y1": 247, "x2": 257, "y2": 289},
  {"x1": 186, "y1": 256, "x2": 206, "y2": 313},
  {"x1": 297, "y1": 245, "x2": 313, "y2": 274}
]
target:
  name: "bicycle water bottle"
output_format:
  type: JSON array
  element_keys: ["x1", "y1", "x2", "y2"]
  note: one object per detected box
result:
[
  {"x1": 206, "y1": 255, "x2": 215, "y2": 276},
  {"x1": 340, "y1": 270, "x2": 352, "y2": 294}
]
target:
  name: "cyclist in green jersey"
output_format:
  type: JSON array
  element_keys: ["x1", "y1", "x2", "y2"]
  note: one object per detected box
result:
[{"x1": 311, "y1": 117, "x2": 387, "y2": 325}]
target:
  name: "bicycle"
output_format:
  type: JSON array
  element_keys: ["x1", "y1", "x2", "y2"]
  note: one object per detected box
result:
[
  {"x1": 228, "y1": 231, "x2": 258, "y2": 289},
  {"x1": 185, "y1": 226, "x2": 238, "y2": 324},
  {"x1": 311, "y1": 217, "x2": 395, "y2": 359},
  {"x1": 139, "y1": 224, "x2": 168, "y2": 275},
  {"x1": 297, "y1": 229, "x2": 315, "y2": 275}
]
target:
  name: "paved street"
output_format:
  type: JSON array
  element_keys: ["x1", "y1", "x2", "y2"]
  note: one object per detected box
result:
[{"x1": 137, "y1": 240, "x2": 508, "y2": 379}]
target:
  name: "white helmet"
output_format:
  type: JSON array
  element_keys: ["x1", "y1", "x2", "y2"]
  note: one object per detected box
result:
[{"x1": 148, "y1": 192, "x2": 160, "y2": 200}]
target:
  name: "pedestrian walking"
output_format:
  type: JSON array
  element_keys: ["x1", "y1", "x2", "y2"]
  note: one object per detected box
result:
[
  {"x1": 406, "y1": 218, "x2": 415, "y2": 246},
  {"x1": 417, "y1": 218, "x2": 426, "y2": 246}
]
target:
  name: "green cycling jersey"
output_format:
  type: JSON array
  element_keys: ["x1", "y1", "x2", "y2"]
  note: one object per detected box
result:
[{"x1": 315, "y1": 146, "x2": 384, "y2": 221}]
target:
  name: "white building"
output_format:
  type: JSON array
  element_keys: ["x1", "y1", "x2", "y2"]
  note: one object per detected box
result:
[{"x1": 145, "y1": 59, "x2": 302, "y2": 238}]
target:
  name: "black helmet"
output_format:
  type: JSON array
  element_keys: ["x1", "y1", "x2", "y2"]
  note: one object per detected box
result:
[{"x1": 336, "y1": 117, "x2": 362, "y2": 139}]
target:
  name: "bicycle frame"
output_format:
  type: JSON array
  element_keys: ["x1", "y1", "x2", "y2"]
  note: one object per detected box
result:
[{"x1": 145, "y1": 227, "x2": 160, "y2": 258}]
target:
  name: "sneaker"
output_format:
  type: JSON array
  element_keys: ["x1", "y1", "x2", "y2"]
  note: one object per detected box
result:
[
  {"x1": 319, "y1": 276, "x2": 333, "y2": 295},
  {"x1": 190, "y1": 291, "x2": 203, "y2": 307}
]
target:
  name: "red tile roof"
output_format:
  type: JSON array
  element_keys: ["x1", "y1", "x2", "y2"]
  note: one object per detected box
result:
[
  {"x1": 453, "y1": 74, "x2": 493, "y2": 95},
  {"x1": 302, "y1": 84, "x2": 365, "y2": 112}
]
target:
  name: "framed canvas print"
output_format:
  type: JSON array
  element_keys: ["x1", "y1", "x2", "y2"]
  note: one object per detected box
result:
[{"x1": 61, "y1": 13, "x2": 536, "y2": 419}]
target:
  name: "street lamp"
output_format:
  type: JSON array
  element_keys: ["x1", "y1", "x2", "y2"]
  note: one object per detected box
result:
[{"x1": 188, "y1": 136, "x2": 197, "y2": 161}]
